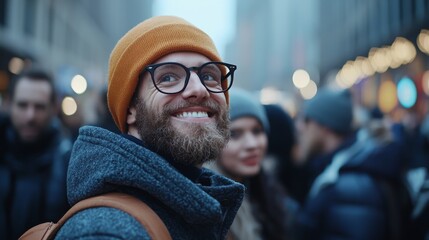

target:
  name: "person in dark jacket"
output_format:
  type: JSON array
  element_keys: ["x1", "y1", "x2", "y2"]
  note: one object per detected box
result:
[
  {"x1": 404, "y1": 112, "x2": 429, "y2": 240},
  {"x1": 262, "y1": 104, "x2": 301, "y2": 201},
  {"x1": 55, "y1": 16, "x2": 244, "y2": 239},
  {"x1": 0, "y1": 68, "x2": 72, "y2": 240},
  {"x1": 292, "y1": 88, "x2": 405, "y2": 240}
]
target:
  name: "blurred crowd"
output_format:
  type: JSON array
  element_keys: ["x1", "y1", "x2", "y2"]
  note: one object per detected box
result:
[{"x1": 1, "y1": 66, "x2": 429, "y2": 239}]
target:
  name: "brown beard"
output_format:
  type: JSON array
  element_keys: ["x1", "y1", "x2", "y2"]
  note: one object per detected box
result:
[{"x1": 134, "y1": 98, "x2": 229, "y2": 166}]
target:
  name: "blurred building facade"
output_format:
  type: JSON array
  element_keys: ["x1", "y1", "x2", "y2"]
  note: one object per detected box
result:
[
  {"x1": 0, "y1": 0, "x2": 152, "y2": 122},
  {"x1": 320, "y1": 0, "x2": 429, "y2": 124},
  {"x1": 228, "y1": 0, "x2": 319, "y2": 92},
  {"x1": 231, "y1": 0, "x2": 429, "y2": 119},
  {"x1": 229, "y1": 0, "x2": 320, "y2": 114},
  {"x1": 320, "y1": 0, "x2": 429, "y2": 77},
  {"x1": 1, "y1": 0, "x2": 428, "y2": 122}
]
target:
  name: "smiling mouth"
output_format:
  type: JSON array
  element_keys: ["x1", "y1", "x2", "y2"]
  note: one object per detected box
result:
[
  {"x1": 242, "y1": 158, "x2": 260, "y2": 167},
  {"x1": 174, "y1": 111, "x2": 214, "y2": 118}
]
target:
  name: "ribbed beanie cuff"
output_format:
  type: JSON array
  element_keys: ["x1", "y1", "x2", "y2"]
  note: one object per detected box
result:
[
  {"x1": 229, "y1": 88, "x2": 270, "y2": 133},
  {"x1": 108, "y1": 16, "x2": 226, "y2": 132}
]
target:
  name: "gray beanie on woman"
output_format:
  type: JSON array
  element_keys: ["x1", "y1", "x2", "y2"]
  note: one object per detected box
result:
[{"x1": 228, "y1": 88, "x2": 270, "y2": 133}]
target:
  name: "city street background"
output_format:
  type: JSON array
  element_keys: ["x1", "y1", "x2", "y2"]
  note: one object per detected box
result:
[{"x1": 0, "y1": 0, "x2": 428, "y2": 127}]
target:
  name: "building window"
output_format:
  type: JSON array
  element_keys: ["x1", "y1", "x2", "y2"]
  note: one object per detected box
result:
[
  {"x1": 0, "y1": 0, "x2": 7, "y2": 27},
  {"x1": 48, "y1": 4, "x2": 54, "y2": 45},
  {"x1": 24, "y1": 0, "x2": 36, "y2": 36}
]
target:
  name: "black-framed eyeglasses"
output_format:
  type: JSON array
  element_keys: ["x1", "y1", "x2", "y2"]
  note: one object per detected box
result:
[{"x1": 142, "y1": 61, "x2": 236, "y2": 94}]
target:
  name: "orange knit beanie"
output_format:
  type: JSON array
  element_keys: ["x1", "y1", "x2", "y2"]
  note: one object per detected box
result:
[{"x1": 108, "y1": 15, "x2": 228, "y2": 133}]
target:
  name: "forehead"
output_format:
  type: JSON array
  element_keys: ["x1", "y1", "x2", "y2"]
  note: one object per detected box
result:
[
  {"x1": 13, "y1": 78, "x2": 52, "y2": 103},
  {"x1": 231, "y1": 117, "x2": 262, "y2": 128},
  {"x1": 153, "y1": 52, "x2": 212, "y2": 65}
]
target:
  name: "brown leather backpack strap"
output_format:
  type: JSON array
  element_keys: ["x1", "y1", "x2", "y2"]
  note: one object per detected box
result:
[
  {"x1": 50, "y1": 192, "x2": 172, "y2": 240},
  {"x1": 19, "y1": 222, "x2": 57, "y2": 240}
]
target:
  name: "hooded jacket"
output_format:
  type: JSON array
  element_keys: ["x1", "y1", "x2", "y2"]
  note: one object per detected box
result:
[
  {"x1": 293, "y1": 128, "x2": 406, "y2": 240},
  {"x1": 56, "y1": 126, "x2": 244, "y2": 239}
]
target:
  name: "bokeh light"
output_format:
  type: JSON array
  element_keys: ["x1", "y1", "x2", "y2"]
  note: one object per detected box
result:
[
  {"x1": 390, "y1": 37, "x2": 416, "y2": 64},
  {"x1": 71, "y1": 74, "x2": 88, "y2": 94},
  {"x1": 62, "y1": 97, "x2": 78, "y2": 116},
  {"x1": 397, "y1": 77, "x2": 417, "y2": 108},
  {"x1": 337, "y1": 61, "x2": 359, "y2": 88},
  {"x1": 260, "y1": 87, "x2": 283, "y2": 104},
  {"x1": 422, "y1": 70, "x2": 429, "y2": 96},
  {"x1": 299, "y1": 80, "x2": 317, "y2": 99},
  {"x1": 292, "y1": 69, "x2": 310, "y2": 89},
  {"x1": 417, "y1": 29, "x2": 429, "y2": 54},
  {"x1": 8, "y1": 57, "x2": 25, "y2": 75},
  {"x1": 378, "y1": 79, "x2": 397, "y2": 113}
]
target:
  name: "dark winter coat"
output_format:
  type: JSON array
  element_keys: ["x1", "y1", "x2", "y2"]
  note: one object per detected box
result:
[
  {"x1": 293, "y1": 129, "x2": 406, "y2": 240},
  {"x1": 56, "y1": 126, "x2": 245, "y2": 239},
  {"x1": 0, "y1": 115, "x2": 71, "y2": 240}
]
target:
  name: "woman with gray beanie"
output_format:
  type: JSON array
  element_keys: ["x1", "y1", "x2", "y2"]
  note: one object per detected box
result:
[{"x1": 206, "y1": 88, "x2": 290, "y2": 240}]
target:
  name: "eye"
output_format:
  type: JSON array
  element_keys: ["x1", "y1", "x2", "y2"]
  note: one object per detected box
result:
[
  {"x1": 153, "y1": 64, "x2": 187, "y2": 85},
  {"x1": 199, "y1": 64, "x2": 221, "y2": 85},
  {"x1": 16, "y1": 101, "x2": 28, "y2": 109},
  {"x1": 230, "y1": 129, "x2": 242, "y2": 140},
  {"x1": 35, "y1": 103, "x2": 48, "y2": 111},
  {"x1": 158, "y1": 74, "x2": 180, "y2": 83},
  {"x1": 252, "y1": 126, "x2": 264, "y2": 136},
  {"x1": 200, "y1": 73, "x2": 217, "y2": 81}
]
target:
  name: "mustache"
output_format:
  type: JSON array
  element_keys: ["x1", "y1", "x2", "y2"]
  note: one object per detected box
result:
[
  {"x1": 22, "y1": 120, "x2": 38, "y2": 128},
  {"x1": 163, "y1": 99, "x2": 224, "y2": 115}
]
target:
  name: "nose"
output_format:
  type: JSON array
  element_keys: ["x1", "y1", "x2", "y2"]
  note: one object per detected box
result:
[
  {"x1": 24, "y1": 106, "x2": 36, "y2": 120},
  {"x1": 181, "y1": 72, "x2": 210, "y2": 101},
  {"x1": 243, "y1": 132, "x2": 259, "y2": 150}
]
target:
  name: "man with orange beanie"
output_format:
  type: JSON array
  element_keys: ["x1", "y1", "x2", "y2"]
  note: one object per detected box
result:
[{"x1": 56, "y1": 16, "x2": 244, "y2": 239}]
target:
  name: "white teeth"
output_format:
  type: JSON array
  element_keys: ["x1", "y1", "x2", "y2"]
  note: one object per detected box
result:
[{"x1": 176, "y1": 111, "x2": 208, "y2": 118}]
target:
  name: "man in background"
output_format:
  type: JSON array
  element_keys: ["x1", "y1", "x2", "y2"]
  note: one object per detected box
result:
[{"x1": 0, "y1": 68, "x2": 71, "y2": 240}]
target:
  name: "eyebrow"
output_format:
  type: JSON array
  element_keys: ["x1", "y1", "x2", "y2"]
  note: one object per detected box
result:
[{"x1": 159, "y1": 61, "x2": 211, "y2": 67}]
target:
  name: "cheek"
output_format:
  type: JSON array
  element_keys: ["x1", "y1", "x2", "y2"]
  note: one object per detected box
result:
[
  {"x1": 219, "y1": 142, "x2": 241, "y2": 167},
  {"x1": 37, "y1": 110, "x2": 51, "y2": 123},
  {"x1": 11, "y1": 106, "x2": 29, "y2": 123},
  {"x1": 140, "y1": 79, "x2": 166, "y2": 107},
  {"x1": 220, "y1": 139, "x2": 263, "y2": 178},
  {"x1": 10, "y1": 107, "x2": 21, "y2": 119},
  {"x1": 211, "y1": 93, "x2": 227, "y2": 107},
  {"x1": 259, "y1": 134, "x2": 268, "y2": 153},
  {"x1": 142, "y1": 93, "x2": 166, "y2": 117}
]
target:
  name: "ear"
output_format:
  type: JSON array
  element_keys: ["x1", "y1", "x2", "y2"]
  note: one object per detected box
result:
[
  {"x1": 126, "y1": 106, "x2": 137, "y2": 125},
  {"x1": 126, "y1": 104, "x2": 143, "y2": 139}
]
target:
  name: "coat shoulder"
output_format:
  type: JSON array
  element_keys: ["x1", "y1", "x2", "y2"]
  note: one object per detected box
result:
[{"x1": 56, "y1": 207, "x2": 151, "y2": 240}]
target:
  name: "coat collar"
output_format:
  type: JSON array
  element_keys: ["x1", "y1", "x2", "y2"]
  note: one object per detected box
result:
[{"x1": 68, "y1": 126, "x2": 244, "y2": 224}]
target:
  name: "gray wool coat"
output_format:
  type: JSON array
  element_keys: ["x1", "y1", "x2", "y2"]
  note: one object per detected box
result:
[{"x1": 56, "y1": 126, "x2": 244, "y2": 239}]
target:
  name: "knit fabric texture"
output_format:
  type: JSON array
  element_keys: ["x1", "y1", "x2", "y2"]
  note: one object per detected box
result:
[
  {"x1": 108, "y1": 15, "x2": 227, "y2": 132},
  {"x1": 57, "y1": 126, "x2": 244, "y2": 239},
  {"x1": 229, "y1": 88, "x2": 270, "y2": 133},
  {"x1": 303, "y1": 88, "x2": 353, "y2": 134}
]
